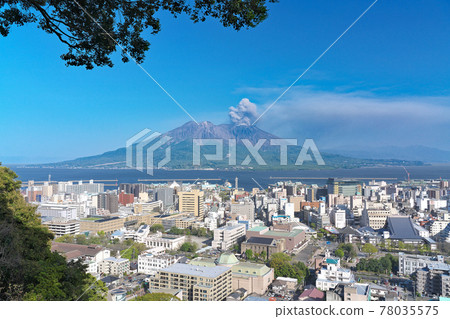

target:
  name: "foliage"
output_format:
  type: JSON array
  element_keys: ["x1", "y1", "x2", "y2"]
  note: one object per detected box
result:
[
  {"x1": 356, "y1": 254, "x2": 398, "y2": 275},
  {"x1": 334, "y1": 248, "x2": 344, "y2": 259},
  {"x1": 133, "y1": 293, "x2": 180, "y2": 301},
  {"x1": 180, "y1": 242, "x2": 197, "y2": 253},
  {"x1": 167, "y1": 226, "x2": 212, "y2": 238},
  {"x1": 338, "y1": 243, "x2": 357, "y2": 259},
  {"x1": 0, "y1": 165, "x2": 106, "y2": 300},
  {"x1": 245, "y1": 249, "x2": 253, "y2": 260},
  {"x1": 361, "y1": 243, "x2": 378, "y2": 256},
  {"x1": 0, "y1": 0, "x2": 278, "y2": 69},
  {"x1": 120, "y1": 243, "x2": 147, "y2": 260},
  {"x1": 150, "y1": 224, "x2": 164, "y2": 233},
  {"x1": 260, "y1": 250, "x2": 267, "y2": 261},
  {"x1": 269, "y1": 253, "x2": 309, "y2": 284}
]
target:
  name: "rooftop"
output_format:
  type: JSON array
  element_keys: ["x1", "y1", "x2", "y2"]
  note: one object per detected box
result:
[
  {"x1": 247, "y1": 226, "x2": 268, "y2": 232},
  {"x1": 386, "y1": 216, "x2": 422, "y2": 240},
  {"x1": 246, "y1": 237, "x2": 276, "y2": 246},
  {"x1": 160, "y1": 263, "x2": 230, "y2": 278}
]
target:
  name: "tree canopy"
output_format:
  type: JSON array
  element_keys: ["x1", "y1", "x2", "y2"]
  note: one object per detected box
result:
[
  {"x1": 0, "y1": 165, "x2": 106, "y2": 300},
  {"x1": 361, "y1": 243, "x2": 378, "y2": 257},
  {"x1": 0, "y1": 0, "x2": 278, "y2": 69},
  {"x1": 269, "y1": 253, "x2": 309, "y2": 284}
]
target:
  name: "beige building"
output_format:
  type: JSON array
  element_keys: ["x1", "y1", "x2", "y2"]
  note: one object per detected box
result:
[
  {"x1": 99, "y1": 257, "x2": 130, "y2": 277},
  {"x1": 79, "y1": 216, "x2": 125, "y2": 234},
  {"x1": 360, "y1": 202, "x2": 398, "y2": 230},
  {"x1": 178, "y1": 189, "x2": 205, "y2": 218},
  {"x1": 150, "y1": 263, "x2": 232, "y2": 301},
  {"x1": 190, "y1": 253, "x2": 274, "y2": 295}
]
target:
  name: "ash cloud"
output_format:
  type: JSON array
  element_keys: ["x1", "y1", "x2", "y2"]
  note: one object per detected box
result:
[{"x1": 228, "y1": 98, "x2": 258, "y2": 126}]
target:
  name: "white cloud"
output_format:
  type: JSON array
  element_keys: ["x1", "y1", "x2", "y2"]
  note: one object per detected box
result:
[{"x1": 254, "y1": 87, "x2": 450, "y2": 149}]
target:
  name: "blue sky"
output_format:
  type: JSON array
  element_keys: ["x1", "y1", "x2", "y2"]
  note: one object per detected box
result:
[{"x1": 1, "y1": 0, "x2": 449, "y2": 163}]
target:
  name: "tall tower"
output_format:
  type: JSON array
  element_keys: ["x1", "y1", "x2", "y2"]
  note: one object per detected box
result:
[{"x1": 235, "y1": 177, "x2": 238, "y2": 190}]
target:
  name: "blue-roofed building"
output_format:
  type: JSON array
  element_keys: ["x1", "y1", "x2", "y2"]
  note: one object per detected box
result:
[
  {"x1": 384, "y1": 216, "x2": 423, "y2": 243},
  {"x1": 316, "y1": 256, "x2": 354, "y2": 291}
]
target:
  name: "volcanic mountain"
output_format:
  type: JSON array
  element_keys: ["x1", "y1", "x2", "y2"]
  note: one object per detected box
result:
[
  {"x1": 163, "y1": 121, "x2": 278, "y2": 144},
  {"x1": 39, "y1": 121, "x2": 422, "y2": 169}
]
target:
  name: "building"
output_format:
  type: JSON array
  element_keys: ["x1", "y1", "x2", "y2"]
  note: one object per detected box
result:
[
  {"x1": 298, "y1": 287, "x2": 324, "y2": 301},
  {"x1": 383, "y1": 216, "x2": 424, "y2": 245},
  {"x1": 37, "y1": 204, "x2": 78, "y2": 220},
  {"x1": 155, "y1": 187, "x2": 174, "y2": 208},
  {"x1": 138, "y1": 252, "x2": 179, "y2": 275},
  {"x1": 315, "y1": 257, "x2": 354, "y2": 291},
  {"x1": 150, "y1": 263, "x2": 233, "y2": 301},
  {"x1": 430, "y1": 220, "x2": 450, "y2": 237},
  {"x1": 99, "y1": 257, "x2": 130, "y2": 277},
  {"x1": 178, "y1": 189, "x2": 205, "y2": 218},
  {"x1": 119, "y1": 183, "x2": 146, "y2": 198},
  {"x1": 63, "y1": 180, "x2": 104, "y2": 195},
  {"x1": 398, "y1": 253, "x2": 448, "y2": 276},
  {"x1": 230, "y1": 202, "x2": 255, "y2": 221},
  {"x1": 119, "y1": 192, "x2": 134, "y2": 206},
  {"x1": 212, "y1": 221, "x2": 246, "y2": 251},
  {"x1": 337, "y1": 226, "x2": 364, "y2": 244},
  {"x1": 190, "y1": 252, "x2": 274, "y2": 295},
  {"x1": 326, "y1": 283, "x2": 370, "y2": 301},
  {"x1": 327, "y1": 178, "x2": 361, "y2": 196},
  {"x1": 97, "y1": 192, "x2": 119, "y2": 213},
  {"x1": 145, "y1": 233, "x2": 185, "y2": 250},
  {"x1": 51, "y1": 242, "x2": 110, "y2": 275},
  {"x1": 43, "y1": 218, "x2": 80, "y2": 237},
  {"x1": 245, "y1": 226, "x2": 305, "y2": 251},
  {"x1": 241, "y1": 237, "x2": 285, "y2": 259},
  {"x1": 416, "y1": 266, "x2": 450, "y2": 297},
  {"x1": 133, "y1": 201, "x2": 163, "y2": 214},
  {"x1": 330, "y1": 208, "x2": 346, "y2": 229},
  {"x1": 79, "y1": 216, "x2": 125, "y2": 234},
  {"x1": 360, "y1": 202, "x2": 397, "y2": 230}
]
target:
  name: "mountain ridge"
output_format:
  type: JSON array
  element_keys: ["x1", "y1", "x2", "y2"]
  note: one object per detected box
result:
[{"x1": 31, "y1": 121, "x2": 424, "y2": 169}]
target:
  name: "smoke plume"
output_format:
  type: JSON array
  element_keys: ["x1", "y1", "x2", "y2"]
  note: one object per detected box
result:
[{"x1": 228, "y1": 98, "x2": 258, "y2": 126}]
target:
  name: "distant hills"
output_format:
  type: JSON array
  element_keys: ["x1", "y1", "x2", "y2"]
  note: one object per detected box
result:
[
  {"x1": 33, "y1": 121, "x2": 424, "y2": 170},
  {"x1": 324, "y1": 145, "x2": 450, "y2": 164}
]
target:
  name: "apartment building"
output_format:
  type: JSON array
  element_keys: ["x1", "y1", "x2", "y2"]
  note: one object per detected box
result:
[
  {"x1": 37, "y1": 204, "x2": 78, "y2": 220},
  {"x1": 416, "y1": 266, "x2": 450, "y2": 297},
  {"x1": 43, "y1": 218, "x2": 80, "y2": 237},
  {"x1": 99, "y1": 257, "x2": 130, "y2": 277},
  {"x1": 398, "y1": 253, "x2": 448, "y2": 276},
  {"x1": 150, "y1": 263, "x2": 233, "y2": 301},
  {"x1": 138, "y1": 252, "x2": 179, "y2": 275}
]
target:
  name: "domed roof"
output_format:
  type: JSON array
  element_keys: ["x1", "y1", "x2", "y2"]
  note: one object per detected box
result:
[{"x1": 216, "y1": 252, "x2": 239, "y2": 267}]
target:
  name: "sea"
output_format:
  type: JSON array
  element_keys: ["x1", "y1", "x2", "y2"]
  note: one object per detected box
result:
[{"x1": 8, "y1": 164, "x2": 450, "y2": 191}]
